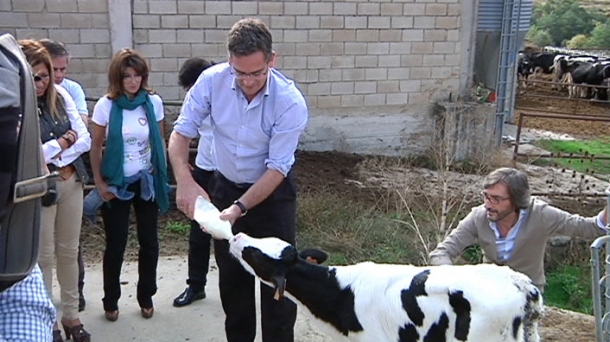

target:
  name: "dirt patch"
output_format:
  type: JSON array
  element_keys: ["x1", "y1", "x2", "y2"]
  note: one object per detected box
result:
[
  {"x1": 516, "y1": 77, "x2": 610, "y2": 139},
  {"x1": 541, "y1": 306, "x2": 596, "y2": 341}
]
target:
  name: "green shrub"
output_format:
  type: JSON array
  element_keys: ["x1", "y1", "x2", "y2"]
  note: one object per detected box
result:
[{"x1": 545, "y1": 265, "x2": 593, "y2": 315}]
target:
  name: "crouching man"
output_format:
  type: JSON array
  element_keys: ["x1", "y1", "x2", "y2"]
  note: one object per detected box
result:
[{"x1": 429, "y1": 167, "x2": 608, "y2": 291}]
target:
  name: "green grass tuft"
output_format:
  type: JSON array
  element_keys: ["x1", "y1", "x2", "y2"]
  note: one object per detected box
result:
[
  {"x1": 534, "y1": 138, "x2": 610, "y2": 177},
  {"x1": 544, "y1": 265, "x2": 593, "y2": 315},
  {"x1": 165, "y1": 220, "x2": 190, "y2": 235}
]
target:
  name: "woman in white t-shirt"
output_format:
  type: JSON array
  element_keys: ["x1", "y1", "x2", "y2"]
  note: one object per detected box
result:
[{"x1": 90, "y1": 48, "x2": 169, "y2": 323}]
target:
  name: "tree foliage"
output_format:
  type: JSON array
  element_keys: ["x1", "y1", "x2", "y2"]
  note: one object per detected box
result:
[
  {"x1": 531, "y1": 0, "x2": 606, "y2": 47},
  {"x1": 585, "y1": 22, "x2": 610, "y2": 49},
  {"x1": 526, "y1": 25, "x2": 554, "y2": 48},
  {"x1": 566, "y1": 34, "x2": 589, "y2": 49}
]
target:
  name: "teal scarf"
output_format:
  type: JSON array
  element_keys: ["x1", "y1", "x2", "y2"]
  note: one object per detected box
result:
[{"x1": 101, "y1": 90, "x2": 169, "y2": 213}]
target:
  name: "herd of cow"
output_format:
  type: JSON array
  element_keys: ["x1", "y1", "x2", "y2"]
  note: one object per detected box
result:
[{"x1": 518, "y1": 50, "x2": 610, "y2": 101}]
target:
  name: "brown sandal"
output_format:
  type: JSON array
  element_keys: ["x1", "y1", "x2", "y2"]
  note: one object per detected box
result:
[
  {"x1": 53, "y1": 329, "x2": 64, "y2": 342},
  {"x1": 62, "y1": 323, "x2": 91, "y2": 342},
  {"x1": 141, "y1": 307, "x2": 154, "y2": 319},
  {"x1": 104, "y1": 310, "x2": 119, "y2": 322}
]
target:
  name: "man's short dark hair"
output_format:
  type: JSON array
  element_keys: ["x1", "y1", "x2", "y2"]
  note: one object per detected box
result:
[
  {"x1": 227, "y1": 18, "x2": 273, "y2": 61},
  {"x1": 178, "y1": 57, "x2": 215, "y2": 89},
  {"x1": 38, "y1": 39, "x2": 69, "y2": 60}
]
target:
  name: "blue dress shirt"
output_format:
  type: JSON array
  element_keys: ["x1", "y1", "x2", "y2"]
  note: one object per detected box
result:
[{"x1": 174, "y1": 63, "x2": 308, "y2": 184}]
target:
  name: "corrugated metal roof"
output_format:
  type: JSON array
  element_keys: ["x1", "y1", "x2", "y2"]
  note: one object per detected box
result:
[{"x1": 477, "y1": 0, "x2": 532, "y2": 32}]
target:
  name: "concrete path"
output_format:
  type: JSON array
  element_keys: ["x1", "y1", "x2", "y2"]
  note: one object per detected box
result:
[{"x1": 51, "y1": 256, "x2": 331, "y2": 342}]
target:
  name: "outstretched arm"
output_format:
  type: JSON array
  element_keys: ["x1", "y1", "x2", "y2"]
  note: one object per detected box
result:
[{"x1": 429, "y1": 209, "x2": 480, "y2": 265}]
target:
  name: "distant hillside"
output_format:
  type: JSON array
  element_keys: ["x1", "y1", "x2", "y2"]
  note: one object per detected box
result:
[
  {"x1": 534, "y1": 0, "x2": 610, "y2": 16},
  {"x1": 581, "y1": 0, "x2": 610, "y2": 16}
]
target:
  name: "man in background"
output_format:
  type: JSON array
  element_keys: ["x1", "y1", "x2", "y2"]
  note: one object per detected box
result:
[
  {"x1": 173, "y1": 57, "x2": 216, "y2": 308},
  {"x1": 39, "y1": 39, "x2": 88, "y2": 125}
]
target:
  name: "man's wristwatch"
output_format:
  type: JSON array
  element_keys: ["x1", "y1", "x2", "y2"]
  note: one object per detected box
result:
[{"x1": 233, "y1": 200, "x2": 248, "y2": 217}]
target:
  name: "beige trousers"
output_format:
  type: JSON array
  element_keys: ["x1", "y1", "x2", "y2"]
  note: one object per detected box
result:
[{"x1": 38, "y1": 173, "x2": 83, "y2": 321}]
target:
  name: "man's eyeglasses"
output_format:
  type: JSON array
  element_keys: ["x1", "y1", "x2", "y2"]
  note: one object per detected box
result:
[
  {"x1": 34, "y1": 74, "x2": 50, "y2": 82},
  {"x1": 230, "y1": 65, "x2": 268, "y2": 80},
  {"x1": 481, "y1": 191, "x2": 510, "y2": 205}
]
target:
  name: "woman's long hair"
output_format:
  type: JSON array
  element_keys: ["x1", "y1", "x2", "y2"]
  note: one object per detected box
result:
[
  {"x1": 19, "y1": 39, "x2": 63, "y2": 118},
  {"x1": 107, "y1": 48, "x2": 152, "y2": 99}
]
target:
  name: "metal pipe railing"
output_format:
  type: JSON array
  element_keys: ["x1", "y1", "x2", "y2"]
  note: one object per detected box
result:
[{"x1": 591, "y1": 185, "x2": 610, "y2": 342}]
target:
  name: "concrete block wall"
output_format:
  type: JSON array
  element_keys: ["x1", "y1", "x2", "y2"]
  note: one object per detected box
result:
[
  {"x1": 133, "y1": 0, "x2": 464, "y2": 106},
  {"x1": 0, "y1": 0, "x2": 479, "y2": 157},
  {"x1": 0, "y1": 0, "x2": 112, "y2": 97},
  {"x1": 1, "y1": 0, "x2": 466, "y2": 107}
]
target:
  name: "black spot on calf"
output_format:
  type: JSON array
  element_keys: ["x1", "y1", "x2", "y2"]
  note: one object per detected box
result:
[
  {"x1": 512, "y1": 316, "x2": 522, "y2": 340},
  {"x1": 285, "y1": 265, "x2": 363, "y2": 336},
  {"x1": 449, "y1": 290, "x2": 471, "y2": 341},
  {"x1": 424, "y1": 312, "x2": 449, "y2": 342},
  {"x1": 401, "y1": 270, "x2": 430, "y2": 326},
  {"x1": 398, "y1": 323, "x2": 419, "y2": 342}
]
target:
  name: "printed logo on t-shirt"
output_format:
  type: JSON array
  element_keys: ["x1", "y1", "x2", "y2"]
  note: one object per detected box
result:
[
  {"x1": 138, "y1": 145, "x2": 150, "y2": 156},
  {"x1": 126, "y1": 137, "x2": 137, "y2": 145},
  {"x1": 139, "y1": 117, "x2": 148, "y2": 126}
]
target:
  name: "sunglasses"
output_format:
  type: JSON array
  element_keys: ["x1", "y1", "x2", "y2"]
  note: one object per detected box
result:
[{"x1": 34, "y1": 74, "x2": 50, "y2": 82}]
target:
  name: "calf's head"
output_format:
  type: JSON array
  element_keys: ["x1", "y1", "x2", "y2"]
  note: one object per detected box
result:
[{"x1": 229, "y1": 233, "x2": 298, "y2": 299}]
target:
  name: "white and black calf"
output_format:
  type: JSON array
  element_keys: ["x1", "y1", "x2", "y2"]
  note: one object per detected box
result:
[
  {"x1": 567, "y1": 60, "x2": 610, "y2": 100},
  {"x1": 229, "y1": 233, "x2": 543, "y2": 342}
]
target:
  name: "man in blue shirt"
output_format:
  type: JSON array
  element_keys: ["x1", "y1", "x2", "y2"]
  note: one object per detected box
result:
[{"x1": 169, "y1": 18, "x2": 308, "y2": 342}]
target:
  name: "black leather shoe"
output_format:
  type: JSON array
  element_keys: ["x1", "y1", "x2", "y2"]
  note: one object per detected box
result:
[
  {"x1": 78, "y1": 294, "x2": 86, "y2": 312},
  {"x1": 173, "y1": 287, "x2": 206, "y2": 307}
]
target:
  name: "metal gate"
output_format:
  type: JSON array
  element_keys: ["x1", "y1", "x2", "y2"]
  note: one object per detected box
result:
[{"x1": 592, "y1": 188, "x2": 610, "y2": 342}]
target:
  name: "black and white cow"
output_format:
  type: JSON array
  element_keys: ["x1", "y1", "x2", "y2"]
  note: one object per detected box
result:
[
  {"x1": 526, "y1": 52, "x2": 556, "y2": 79},
  {"x1": 229, "y1": 233, "x2": 543, "y2": 342},
  {"x1": 551, "y1": 55, "x2": 598, "y2": 90},
  {"x1": 518, "y1": 52, "x2": 534, "y2": 88},
  {"x1": 568, "y1": 60, "x2": 610, "y2": 100}
]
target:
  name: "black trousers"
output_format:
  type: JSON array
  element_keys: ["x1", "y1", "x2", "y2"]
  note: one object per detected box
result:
[
  {"x1": 78, "y1": 244, "x2": 84, "y2": 296},
  {"x1": 100, "y1": 181, "x2": 159, "y2": 311},
  {"x1": 210, "y1": 171, "x2": 298, "y2": 342},
  {"x1": 186, "y1": 167, "x2": 214, "y2": 289},
  {"x1": 78, "y1": 151, "x2": 93, "y2": 298}
]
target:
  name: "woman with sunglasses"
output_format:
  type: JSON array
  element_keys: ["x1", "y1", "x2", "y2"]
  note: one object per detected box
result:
[
  {"x1": 19, "y1": 39, "x2": 91, "y2": 342},
  {"x1": 89, "y1": 48, "x2": 168, "y2": 322}
]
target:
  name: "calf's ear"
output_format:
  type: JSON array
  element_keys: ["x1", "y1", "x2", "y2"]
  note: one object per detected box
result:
[
  {"x1": 271, "y1": 274, "x2": 286, "y2": 300},
  {"x1": 299, "y1": 248, "x2": 329, "y2": 264}
]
